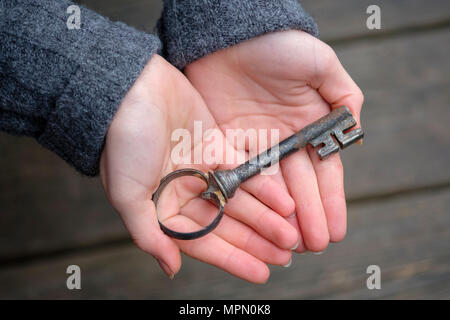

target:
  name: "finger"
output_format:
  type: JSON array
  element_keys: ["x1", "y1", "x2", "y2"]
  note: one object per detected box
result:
[
  {"x1": 181, "y1": 197, "x2": 292, "y2": 266},
  {"x1": 240, "y1": 173, "x2": 295, "y2": 217},
  {"x1": 225, "y1": 188, "x2": 299, "y2": 250},
  {"x1": 117, "y1": 200, "x2": 182, "y2": 279},
  {"x1": 286, "y1": 212, "x2": 307, "y2": 253},
  {"x1": 265, "y1": 164, "x2": 307, "y2": 253},
  {"x1": 312, "y1": 44, "x2": 364, "y2": 128},
  {"x1": 281, "y1": 150, "x2": 330, "y2": 252},
  {"x1": 218, "y1": 133, "x2": 295, "y2": 217},
  {"x1": 218, "y1": 145, "x2": 295, "y2": 217},
  {"x1": 164, "y1": 215, "x2": 270, "y2": 284},
  {"x1": 308, "y1": 147, "x2": 347, "y2": 242}
]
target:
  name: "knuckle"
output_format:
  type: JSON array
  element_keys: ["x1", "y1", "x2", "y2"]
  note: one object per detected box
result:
[
  {"x1": 320, "y1": 43, "x2": 339, "y2": 69},
  {"x1": 133, "y1": 236, "x2": 159, "y2": 257},
  {"x1": 355, "y1": 87, "x2": 365, "y2": 108},
  {"x1": 313, "y1": 42, "x2": 339, "y2": 82},
  {"x1": 133, "y1": 237, "x2": 150, "y2": 253}
]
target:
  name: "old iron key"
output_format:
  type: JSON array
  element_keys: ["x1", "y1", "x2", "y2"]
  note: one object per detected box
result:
[{"x1": 152, "y1": 106, "x2": 364, "y2": 240}]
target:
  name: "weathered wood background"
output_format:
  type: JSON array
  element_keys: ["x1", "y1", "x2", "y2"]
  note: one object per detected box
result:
[{"x1": 0, "y1": 0, "x2": 449, "y2": 299}]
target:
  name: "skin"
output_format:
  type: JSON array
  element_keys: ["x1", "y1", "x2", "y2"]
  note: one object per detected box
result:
[
  {"x1": 100, "y1": 30, "x2": 364, "y2": 283},
  {"x1": 100, "y1": 55, "x2": 298, "y2": 284},
  {"x1": 185, "y1": 30, "x2": 364, "y2": 253}
]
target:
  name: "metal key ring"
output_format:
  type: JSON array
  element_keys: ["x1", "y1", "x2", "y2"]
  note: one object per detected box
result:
[{"x1": 152, "y1": 168, "x2": 226, "y2": 240}]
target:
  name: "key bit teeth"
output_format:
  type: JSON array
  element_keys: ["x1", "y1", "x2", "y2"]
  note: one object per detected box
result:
[
  {"x1": 334, "y1": 128, "x2": 364, "y2": 148},
  {"x1": 310, "y1": 131, "x2": 340, "y2": 160},
  {"x1": 331, "y1": 116, "x2": 364, "y2": 148}
]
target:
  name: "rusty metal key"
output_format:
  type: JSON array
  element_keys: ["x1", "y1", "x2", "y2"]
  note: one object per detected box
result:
[{"x1": 152, "y1": 106, "x2": 364, "y2": 240}]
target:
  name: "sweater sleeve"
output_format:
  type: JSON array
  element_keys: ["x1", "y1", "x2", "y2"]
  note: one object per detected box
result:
[
  {"x1": 157, "y1": 0, "x2": 318, "y2": 70},
  {"x1": 0, "y1": 0, "x2": 161, "y2": 176}
]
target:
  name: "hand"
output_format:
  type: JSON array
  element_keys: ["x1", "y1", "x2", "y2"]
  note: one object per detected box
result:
[
  {"x1": 100, "y1": 55, "x2": 297, "y2": 283},
  {"x1": 185, "y1": 30, "x2": 364, "y2": 253}
]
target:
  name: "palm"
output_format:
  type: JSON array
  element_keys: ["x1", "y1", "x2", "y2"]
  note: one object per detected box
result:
[
  {"x1": 100, "y1": 56, "x2": 295, "y2": 283},
  {"x1": 186, "y1": 30, "x2": 364, "y2": 252}
]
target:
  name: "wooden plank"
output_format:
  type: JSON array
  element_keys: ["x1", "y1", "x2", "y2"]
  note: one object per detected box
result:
[
  {"x1": 74, "y1": 0, "x2": 450, "y2": 41},
  {"x1": 0, "y1": 135, "x2": 127, "y2": 261},
  {"x1": 0, "y1": 3, "x2": 449, "y2": 260},
  {"x1": 302, "y1": 0, "x2": 450, "y2": 42},
  {"x1": 339, "y1": 28, "x2": 450, "y2": 198},
  {"x1": 329, "y1": 256, "x2": 450, "y2": 299},
  {"x1": 0, "y1": 187, "x2": 448, "y2": 299}
]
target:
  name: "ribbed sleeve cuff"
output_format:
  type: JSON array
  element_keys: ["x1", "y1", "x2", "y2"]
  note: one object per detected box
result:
[
  {"x1": 37, "y1": 4, "x2": 161, "y2": 176},
  {"x1": 157, "y1": 0, "x2": 318, "y2": 70}
]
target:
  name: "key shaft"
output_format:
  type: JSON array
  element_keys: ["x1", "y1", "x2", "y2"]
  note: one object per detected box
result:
[{"x1": 203, "y1": 106, "x2": 363, "y2": 201}]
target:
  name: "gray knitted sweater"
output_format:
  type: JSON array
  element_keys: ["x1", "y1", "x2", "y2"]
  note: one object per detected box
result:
[{"x1": 0, "y1": 0, "x2": 318, "y2": 176}]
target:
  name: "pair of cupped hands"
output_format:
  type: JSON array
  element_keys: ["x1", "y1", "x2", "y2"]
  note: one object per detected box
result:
[{"x1": 100, "y1": 30, "x2": 364, "y2": 283}]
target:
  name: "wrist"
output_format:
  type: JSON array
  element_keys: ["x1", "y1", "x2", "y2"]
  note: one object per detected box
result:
[{"x1": 157, "y1": 0, "x2": 318, "y2": 69}]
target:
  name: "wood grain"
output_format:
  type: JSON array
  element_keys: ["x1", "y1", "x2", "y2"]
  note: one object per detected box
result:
[
  {"x1": 75, "y1": 0, "x2": 450, "y2": 42},
  {"x1": 0, "y1": 187, "x2": 448, "y2": 299},
  {"x1": 1, "y1": 23, "x2": 449, "y2": 260},
  {"x1": 0, "y1": 135, "x2": 126, "y2": 260},
  {"x1": 0, "y1": 1, "x2": 449, "y2": 301},
  {"x1": 338, "y1": 28, "x2": 450, "y2": 198},
  {"x1": 303, "y1": 0, "x2": 450, "y2": 42}
]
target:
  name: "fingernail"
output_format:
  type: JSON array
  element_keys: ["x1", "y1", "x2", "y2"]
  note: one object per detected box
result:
[
  {"x1": 157, "y1": 259, "x2": 174, "y2": 279},
  {"x1": 356, "y1": 138, "x2": 364, "y2": 145},
  {"x1": 312, "y1": 251, "x2": 324, "y2": 255},
  {"x1": 291, "y1": 238, "x2": 301, "y2": 251},
  {"x1": 283, "y1": 258, "x2": 292, "y2": 268}
]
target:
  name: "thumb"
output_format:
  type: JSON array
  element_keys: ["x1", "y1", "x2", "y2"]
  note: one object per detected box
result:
[
  {"x1": 312, "y1": 45, "x2": 364, "y2": 129},
  {"x1": 117, "y1": 199, "x2": 182, "y2": 279}
]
